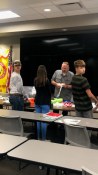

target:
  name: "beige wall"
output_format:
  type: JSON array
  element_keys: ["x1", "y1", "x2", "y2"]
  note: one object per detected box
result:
[
  {"x1": 0, "y1": 13, "x2": 98, "y2": 35},
  {"x1": 0, "y1": 36, "x2": 20, "y2": 61},
  {"x1": 0, "y1": 13, "x2": 98, "y2": 61}
]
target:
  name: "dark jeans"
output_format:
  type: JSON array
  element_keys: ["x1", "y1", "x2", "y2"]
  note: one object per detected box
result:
[
  {"x1": 53, "y1": 110, "x2": 68, "y2": 116},
  {"x1": 9, "y1": 95, "x2": 24, "y2": 111}
]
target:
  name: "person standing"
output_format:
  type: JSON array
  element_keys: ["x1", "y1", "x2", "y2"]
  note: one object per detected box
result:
[
  {"x1": 34, "y1": 65, "x2": 51, "y2": 141},
  {"x1": 9, "y1": 60, "x2": 28, "y2": 111},
  {"x1": 51, "y1": 62, "x2": 74, "y2": 116},
  {"x1": 71, "y1": 60, "x2": 98, "y2": 118}
]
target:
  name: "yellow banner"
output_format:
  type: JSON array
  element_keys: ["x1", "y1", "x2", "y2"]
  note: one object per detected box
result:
[{"x1": 0, "y1": 49, "x2": 9, "y2": 93}]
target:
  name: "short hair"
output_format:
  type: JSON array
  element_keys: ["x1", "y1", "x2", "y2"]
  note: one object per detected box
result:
[
  {"x1": 62, "y1": 62, "x2": 69, "y2": 67},
  {"x1": 13, "y1": 60, "x2": 21, "y2": 67},
  {"x1": 74, "y1": 60, "x2": 86, "y2": 68}
]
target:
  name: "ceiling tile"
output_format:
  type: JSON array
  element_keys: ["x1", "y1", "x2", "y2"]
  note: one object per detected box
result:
[
  {"x1": 52, "y1": 0, "x2": 80, "y2": 5},
  {"x1": 24, "y1": 14, "x2": 45, "y2": 20},
  {"x1": 0, "y1": 17, "x2": 26, "y2": 23},
  {"x1": 88, "y1": 8, "x2": 98, "y2": 13},
  {"x1": 65, "y1": 9, "x2": 89, "y2": 16},
  {"x1": 43, "y1": 12, "x2": 66, "y2": 18},
  {"x1": 82, "y1": 0, "x2": 98, "y2": 9},
  {"x1": 12, "y1": 8, "x2": 38, "y2": 16},
  {"x1": 28, "y1": 2, "x2": 53, "y2": 8},
  {"x1": 33, "y1": 5, "x2": 61, "y2": 14},
  {"x1": 0, "y1": 19, "x2": 11, "y2": 23},
  {"x1": 0, "y1": 5, "x2": 29, "y2": 12},
  {"x1": 81, "y1": 0, "x2": 92, "y2": 1},
  {"x1": 10, "y1": 5, "x2": 29, "y2": 10},
  {"x1": 80, "y1": 0, "x2": 85, "y2": 1},
  {"x1": 7, "y1": 17, "x2": 27, "y2": 22}
]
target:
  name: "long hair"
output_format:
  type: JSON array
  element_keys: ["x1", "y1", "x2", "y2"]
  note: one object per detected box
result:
[{"x1": 35, "y1": 65, "x2": 47, "y2": 87}]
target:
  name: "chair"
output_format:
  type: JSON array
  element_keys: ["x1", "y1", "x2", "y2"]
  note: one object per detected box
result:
[
  {"x1": 0, "y1": 115, "x2": 31, "y2": 137},
  {"x1": 82, "y1": 166, "x2": 98, "y2": 175},
  {"x1": 64, "y1": 123, "x2": 91, "y2": 148},
  {"x1": 61, "y1": 123, "x2": 98, "y2": 175},
  {"x1": 64, "y1": 122, "x2": 98, "y2": 149}
]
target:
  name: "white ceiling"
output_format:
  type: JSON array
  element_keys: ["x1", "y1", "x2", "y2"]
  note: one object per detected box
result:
[{"x1": 0, "y1": 0, "x2": 97, "y2": 23}]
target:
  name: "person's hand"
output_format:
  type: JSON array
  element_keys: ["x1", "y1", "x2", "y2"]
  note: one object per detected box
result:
[
  {"x1": 95, "y1": 100, "x2": 98, "y2": 108},
  {"x1": 56, "y1": 83, "x2": 61, "y2": 88},
  {"x1": 62, "y1": 83, "x2": 67, "y2": 88},
  {"x1": 24, "y1": 98, "x2": 28, "y2": 103}
]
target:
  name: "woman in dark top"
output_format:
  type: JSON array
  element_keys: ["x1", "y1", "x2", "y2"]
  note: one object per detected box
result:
[{"x1": 34, "y1": 65, "x2": 51, "y2": 140}]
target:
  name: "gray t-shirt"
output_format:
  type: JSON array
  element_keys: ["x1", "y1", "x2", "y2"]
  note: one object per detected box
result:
[
  {"x1": 51, "y1": 70, "x2": 74, "y2": 101},
  {"x1": 10, "y1": 72, "x2": 27, "y2": 98}
]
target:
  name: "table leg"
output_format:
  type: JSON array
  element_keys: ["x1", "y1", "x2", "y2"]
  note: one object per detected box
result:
[
  {"x1": 34, "y1": 122, "x2": 37, "y2": 139},
  {"x1": 56, "y1": 169, "x2": 58, "y2": 175},
  {"x1": 46, "y1": 168, "x2": 50, "y2": 175},
  {"x1": 19, "y1": 161, "x2": 30, "y2": 170},
  {"x1": 69, "y1": 111, "x2": 71, "y2": 115},
  {"x1": 0, "y1": 105, "x2": 3, "y2": 109}
]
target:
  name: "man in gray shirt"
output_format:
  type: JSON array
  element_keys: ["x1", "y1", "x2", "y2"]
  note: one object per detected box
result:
[{"x1": 51, "y1": 62, "x2": 74, "y2": 115}]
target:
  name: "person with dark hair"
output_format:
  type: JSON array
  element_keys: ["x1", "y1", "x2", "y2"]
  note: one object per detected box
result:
[
  {"x1": 34, "y1": 65, "x2": 51, "y2": 141},
  {"x1": 9, "y1": 60, "x2": 28, "y2": 111},
  {"x1": 71, "y1": 59, "x2": 98, "y2": 118}
]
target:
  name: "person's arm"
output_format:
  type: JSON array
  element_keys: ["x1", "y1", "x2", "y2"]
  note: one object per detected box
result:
[
  {"x1": 51, "y1": 80, "x2": 61, "y2": 88},
  {"x1": 17, "y1": 79, "x2": 28, "y2": 99},
  {"x1": 51, "y1": 71, "x2": 61, "y2": 88},
  {"x1": 86, "y1": 89, "x2": 98, "y2": 104},
  {"x1": 62, "y1": 84, "x2": 72, "y2": 89},
  {"x1": 81, "y1": 78, "x2": 98, "y2": 106},
  {"x1": 19, "y1": 84, "x2": 28, "y2": 99},
  {"x1": 66, "y1": 85, "x2": 72, "y2": 89}
]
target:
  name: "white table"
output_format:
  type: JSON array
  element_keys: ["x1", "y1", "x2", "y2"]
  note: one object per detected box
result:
[
  {"x1": 8, "y1": 140, "x2": 98, "y2": 174},
  {"x1": 55, "y1": 116, "x2": 98, "y2": 130},
  {"x1": 0, "y1": 134, "x2": 27, "y2": 156},
  {"x1": 0, "y1": 109, "x2": 58, "y2": 123},
  {"x1": 0, "y1": 109, "x2": 60, "y2": 140}
]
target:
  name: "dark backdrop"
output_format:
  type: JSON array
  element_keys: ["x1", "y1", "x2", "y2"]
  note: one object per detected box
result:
[{"x1": 20, "y1": 33, "x2": 98, "y2": 95}]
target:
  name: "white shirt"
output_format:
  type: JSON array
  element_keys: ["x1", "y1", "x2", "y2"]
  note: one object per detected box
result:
[{"x1": 10, "y1": 72, "x2": 27, "y2": 98}]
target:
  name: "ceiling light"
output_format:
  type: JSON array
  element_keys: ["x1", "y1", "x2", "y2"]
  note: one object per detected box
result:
[
  {"x1": 44, "y1": 9, "x2": 51, "y2": 12},
  {"x1": 62, "y1": 29, "x2": 67, "y2": 31},
  {"x1": 58, "y1": 43, "x2": 79, "y2": 47},
  {"x1": 70, "y1": 48, "x2": 83, "y2": 51},
  {"x1": 0, "y1": 11, "x2": 20, "y2": 19},
  {"x1": 43, "y1": 38, "x2": 68, "y2": 43}
]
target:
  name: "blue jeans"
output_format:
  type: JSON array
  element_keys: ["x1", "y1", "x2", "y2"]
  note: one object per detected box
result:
[
  {"x1": 9, "y1": 95, "x2": 24, "y2": 111},
  {"x1": 35, "y1": 104, "x2": 50, "y2": 140}
]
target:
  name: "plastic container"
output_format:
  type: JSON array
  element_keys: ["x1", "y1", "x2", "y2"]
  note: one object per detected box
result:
[
  {"x1": 51, "y1": 98, "x2": 63, "y2": 104},
  {"x1": 28, "y1": 98, "x2": 35, "y2": 107}
]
